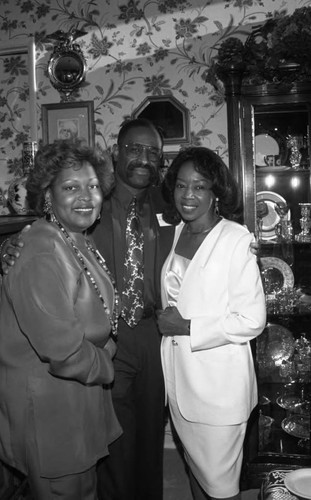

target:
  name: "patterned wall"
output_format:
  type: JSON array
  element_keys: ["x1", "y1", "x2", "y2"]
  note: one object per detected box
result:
[{"x1": 0, "y1": 0, "x2": 304, "y2": 214}]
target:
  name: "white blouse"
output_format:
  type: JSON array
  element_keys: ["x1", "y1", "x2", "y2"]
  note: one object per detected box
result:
[{"x1": 164, "y1": 252, "x2": 190, "y2": 307}]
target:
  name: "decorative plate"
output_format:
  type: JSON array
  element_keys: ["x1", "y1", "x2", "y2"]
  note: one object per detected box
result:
[
  {"x1": 260, "y1": 256, "x2": 294, "y2": 291},
  {"x1": 263, "y1": 323, "x2": 295, "y2": 367},
  {"x1": 285, "y1": 469, "x2": 311, "y2": 499},
  {"x1": 281, "y1": 415, "x2": 310, "y2": 440},
  {"x1": 255, "y1": 134, "x2": 279, "y2": 167},
  {"x1": 255, "y1": 129, "x2": 288, "y2": 167},
  {"x1": 256, "y1": 191, "x2": 290, "y2": 240}
]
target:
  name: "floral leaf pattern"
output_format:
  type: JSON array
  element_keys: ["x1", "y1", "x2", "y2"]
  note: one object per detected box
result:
[{"x1": 0, "y1": 0, "x2": 295, "y2": 214}]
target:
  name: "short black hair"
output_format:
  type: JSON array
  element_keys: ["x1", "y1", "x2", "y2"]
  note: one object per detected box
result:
[
  {"x1": 117, "y1": 118, "x2": 164, "y2": 148},
  {"x1": 162, "y1": 146, "x2": 243, "y2": 225}
]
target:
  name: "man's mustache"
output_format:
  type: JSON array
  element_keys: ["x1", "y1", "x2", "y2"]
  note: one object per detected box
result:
[{"x1": 128, "y1": 161, "x2": 160, "y2": 184}]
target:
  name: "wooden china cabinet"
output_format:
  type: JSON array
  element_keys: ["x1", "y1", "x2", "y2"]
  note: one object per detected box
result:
[
  {"x1": 0, "y1": 216, "x2": 36, "y2": 245},
  {"x1": 222, "y1": 73, "x2": 311, "y2": 489}
]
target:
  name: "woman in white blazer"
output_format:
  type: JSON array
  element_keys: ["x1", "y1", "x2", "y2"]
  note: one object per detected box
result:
[{"x1": 157, "y1": 147, "x2": 266, "y2": 500}]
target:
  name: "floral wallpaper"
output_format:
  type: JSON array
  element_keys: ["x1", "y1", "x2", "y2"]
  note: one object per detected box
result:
[{"x1": 0, "y1": 0, "x2": 306, "y2": 214}]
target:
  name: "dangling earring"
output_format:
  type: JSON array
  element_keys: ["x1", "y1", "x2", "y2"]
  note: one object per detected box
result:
[
  {"x1": 43, "y1": 197, "x2": 55, "y2": 221},
  {"x1": 43, "y1": 198, "x2": 52, "y2": 215},
  {"x1": 215, "y1": 197, "x2": 219, "y2": 216}
]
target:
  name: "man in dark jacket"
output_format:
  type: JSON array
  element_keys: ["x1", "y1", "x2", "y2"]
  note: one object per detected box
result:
[{"x1": 93, "y1": 118, "x2": 174, "y2": 500}]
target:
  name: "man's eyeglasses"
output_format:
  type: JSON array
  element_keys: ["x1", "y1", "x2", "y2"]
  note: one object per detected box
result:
[{"x1": 121, "y1": 143, "x2": 162, "y2": 162}]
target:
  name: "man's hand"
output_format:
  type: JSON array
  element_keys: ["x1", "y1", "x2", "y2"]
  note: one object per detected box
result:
[
  {"x1": 156, "y1": 306, "x2": 190, "y2": 337},
  {"x1": 1, "y1": 225, "x2": 30, "y2": 274}
]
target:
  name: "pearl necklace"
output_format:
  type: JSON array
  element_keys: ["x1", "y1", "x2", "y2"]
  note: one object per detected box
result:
[{"x1": 51, "y1": 216, "x2": 119, "y2": 339}]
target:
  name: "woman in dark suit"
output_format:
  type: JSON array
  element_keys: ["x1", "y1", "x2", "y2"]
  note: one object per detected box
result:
[{"x1": 0, "y1": 140, "x2": 122, "y2": 499}]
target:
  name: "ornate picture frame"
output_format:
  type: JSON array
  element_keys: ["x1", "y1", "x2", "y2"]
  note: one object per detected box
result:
[{"x1": 41, "y1": 101, "x2": 95, "y2": 146}]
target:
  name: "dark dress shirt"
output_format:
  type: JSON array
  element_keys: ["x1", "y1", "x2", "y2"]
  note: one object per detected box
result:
[{"x1": 90, "y1": 181, "x2": 172, "y2": 314}]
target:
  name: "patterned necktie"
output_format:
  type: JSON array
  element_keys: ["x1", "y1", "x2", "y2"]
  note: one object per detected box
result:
[{"x1": 121, "y1": 197, "x2": 144, "y2": 327}]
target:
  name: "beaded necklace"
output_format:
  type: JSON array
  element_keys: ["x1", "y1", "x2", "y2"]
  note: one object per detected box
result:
[{"x1": 51, "y1": 216, "x2": 119, "y2": 339}]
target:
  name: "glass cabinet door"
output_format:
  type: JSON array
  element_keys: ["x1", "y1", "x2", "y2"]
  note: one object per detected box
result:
[
  {"x1": 253, "y1": 101, "x2": 311, "y2": 466},
  {"x1": 221, "y1": 78, "x2": 311, "y2": 487}
]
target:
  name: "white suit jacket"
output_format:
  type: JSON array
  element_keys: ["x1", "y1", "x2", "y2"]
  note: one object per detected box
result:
[{"x1": 160, "y1": 218, "x2": 266, "y2": 425}]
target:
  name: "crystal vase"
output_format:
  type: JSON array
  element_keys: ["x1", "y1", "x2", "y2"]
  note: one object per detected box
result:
[{"x1": 287, "y1": 135, "x2": 302, "y2": 170}]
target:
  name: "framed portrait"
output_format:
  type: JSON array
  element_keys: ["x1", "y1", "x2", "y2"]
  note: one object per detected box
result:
[
  {"x1": 41, "y1": 101, "x2": 94, "y2": 146},
  {"x1": 133, "y1": 95, "x2": 190, "y2": 145}
]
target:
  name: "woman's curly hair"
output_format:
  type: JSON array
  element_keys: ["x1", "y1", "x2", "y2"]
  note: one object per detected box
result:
[
  {"x1": 26, "y1": 139, "x2": 115, "y2": 216},
  {"x1": 161, "y1": 146, "x2": 243, "y2": 225}
]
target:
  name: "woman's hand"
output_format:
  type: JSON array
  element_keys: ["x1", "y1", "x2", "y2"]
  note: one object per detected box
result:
[
  {"x1": 104, "y1": 337, "x2": 117, "y2": 359},
  {"x1": 250, "y1": 239, "x2": 260, "y2": 256},
  {"x1": 156, "y1": 306, "x2": 190, "y2": 337},
  {"x1": 1, "y1": 225, "x2": 31, "y2": 274}
]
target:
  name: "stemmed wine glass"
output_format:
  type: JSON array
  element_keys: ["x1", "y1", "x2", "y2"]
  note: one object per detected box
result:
[
  {"x1": 275, "y1": 201, "x2": 294, "y2": 266},
  {"x1": 256, "y1": 200, "x2": 268, "y2": 243}
]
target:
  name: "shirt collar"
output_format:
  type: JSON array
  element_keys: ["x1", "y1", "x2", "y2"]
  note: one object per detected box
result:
[{"x1": 113, "y1": 178, "x2": 149, "y2": 213}]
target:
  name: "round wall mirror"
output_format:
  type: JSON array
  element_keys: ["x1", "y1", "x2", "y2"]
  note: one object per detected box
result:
[{"x1": 48, "y1": 43, "x2": 86, "y2": 97}]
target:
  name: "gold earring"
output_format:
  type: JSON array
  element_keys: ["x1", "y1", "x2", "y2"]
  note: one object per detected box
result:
[{"x1": 215, "y1": 197, "x2": 219, "y2": 216}]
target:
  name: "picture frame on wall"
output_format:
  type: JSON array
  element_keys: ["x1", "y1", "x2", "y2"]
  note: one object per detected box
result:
[
  {"x1": 132, "y1": 95, "x2": 190, "y2": 145},
  {"x1": 41, "y1": 101, "x2": 95, "y2": 146}
]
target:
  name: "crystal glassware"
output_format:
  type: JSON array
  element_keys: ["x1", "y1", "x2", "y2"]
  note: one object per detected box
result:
[
  {"x1": 256, "y1": 200, "x2": 269, "y2": 243},
  {"x1": 296, "y1": 203, "x2": 311, "y2": 242},
  {"x1": 287, "y1": 134, "x2": 302, "y2": 169},
  {"x1": 275, "y1": 202, "x2": 292, "y2": 241}
]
